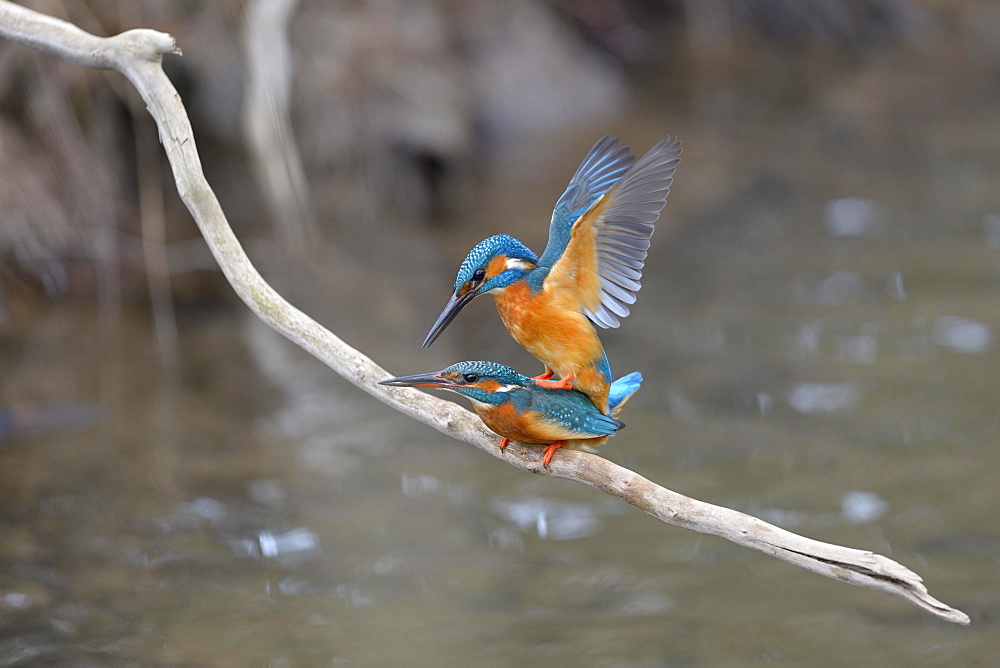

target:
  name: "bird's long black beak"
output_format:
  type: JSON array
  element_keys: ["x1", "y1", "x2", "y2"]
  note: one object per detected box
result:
[
  {"x1": 422, "y1": 290, "x2": 476, "y2": 348},
  {"x1": 379, "y1": 372, "x2": 454, "y2": 389}
]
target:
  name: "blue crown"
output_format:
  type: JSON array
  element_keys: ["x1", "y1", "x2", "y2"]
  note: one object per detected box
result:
[
  {"x1": 440, "y1": 361, "x2": 530, "y2": 387},
  {"x1": 454, "y1": 235, "x2": 537, "y2": 292}
]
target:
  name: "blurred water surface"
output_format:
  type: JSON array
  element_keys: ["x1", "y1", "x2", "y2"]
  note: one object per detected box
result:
[{"x1": 2, "y1": 8, "x2": 1000, "y2": 666}]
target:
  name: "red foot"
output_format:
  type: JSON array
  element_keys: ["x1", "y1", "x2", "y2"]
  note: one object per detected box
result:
[
  {"x1": 542, "y1": 441, "x2": 564, "y2": 467},
  {"x1": 531, "y1": 369, "x2": 554, "y2": 381},
  {"x1": 533, "y1": 373, "x2": 575, "y2": 391},
  {"x1": 499, "y1": 437, "x2": 510, "y2": 452}
]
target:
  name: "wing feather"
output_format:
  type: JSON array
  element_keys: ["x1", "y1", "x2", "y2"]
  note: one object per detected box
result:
[
  {"x1": 597, "y1": 244, "x2": 647, "y2": 261},
  {"x1": 521, "y1": 389, "x2": 621, "y2": 439},
  {"x1": 585, "y1": 305, "x2": 622, "y2": 328},
  {"x1": 603, "y1": 270, "x2": 642, "y2": 292},
  {"x1": 605, "y1": 221, "x2": 655, "y2": 236},
  {"x1": 532, "y1": 406, "x2": 620, "y2": 439},
  {"x1": 598, "y1": 277, "x2": 637, "y2": 304},
  {"x1": 603, "y1": 233, "x2": 652, "y2": 248},
  {"x1": 600, "y1": 295, "x2": 631, "y2": 317},
  {"x1": 545, "y1": 136, "x2": 681, "y2": 328},
  {"x1": 599, "y1": 256, "x2": 642, "y2": 281},
  {"x1": 536, "y1": 136, "x2": 637, "y2": 270},
  {"x1": 587, "y1": 306, "x2": 619, "y2": 329}
]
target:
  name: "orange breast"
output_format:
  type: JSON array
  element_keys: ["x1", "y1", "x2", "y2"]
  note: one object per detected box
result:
[
  {"x1": 474, "y1": 403, "x2": 550, "y2": 444},
  {"x1": 492, "y1": 282, "x2": 609, "y2": 411}
]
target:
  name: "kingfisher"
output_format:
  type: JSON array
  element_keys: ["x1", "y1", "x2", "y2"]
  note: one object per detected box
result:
[
  {"x1": 422, "y1": 135, "x2": 680, "y2": 414},
  {"x1": 380, "y1": 361, "x2": 643, "y2": 466}
]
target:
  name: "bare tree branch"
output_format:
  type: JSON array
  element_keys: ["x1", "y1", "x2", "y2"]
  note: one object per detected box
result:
[{"x1": 0, "y1": 0, "x2": 970, "y2": 626}]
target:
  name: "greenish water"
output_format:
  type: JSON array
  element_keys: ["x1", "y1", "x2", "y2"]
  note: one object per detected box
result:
[{"x1": 2, "y1": 45, "x2": 999, "y2": 666}]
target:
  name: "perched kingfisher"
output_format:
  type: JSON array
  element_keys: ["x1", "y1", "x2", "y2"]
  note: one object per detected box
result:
[
  {"x1": 380, "y1": 361, "x2": 643, "y2": 466},
  {"x1": 422, "y1": 135, "x2": 680, "y2": 414}
]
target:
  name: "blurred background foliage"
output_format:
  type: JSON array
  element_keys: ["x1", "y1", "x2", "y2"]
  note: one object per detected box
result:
[{"x1": 3, "y1": 0, "x2": 997, "y2": 313}]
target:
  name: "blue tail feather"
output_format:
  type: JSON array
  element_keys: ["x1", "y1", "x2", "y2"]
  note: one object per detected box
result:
[{"x1": 609, "y1": 371, "x2": 643, "y2": 413}]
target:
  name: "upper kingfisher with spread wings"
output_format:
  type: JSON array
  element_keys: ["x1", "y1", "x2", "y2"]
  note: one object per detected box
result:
[{"x1": 422, "y1": 135, "x2": 681, "y2": 414}]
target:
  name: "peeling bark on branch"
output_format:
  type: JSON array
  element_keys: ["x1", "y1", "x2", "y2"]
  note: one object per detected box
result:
[{"x1": 0, "y1": 0, "x2": 970, "y2": 626}]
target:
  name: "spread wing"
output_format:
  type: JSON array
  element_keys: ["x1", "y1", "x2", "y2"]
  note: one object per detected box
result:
[
  {"x1": 536, "y1": 136, "x2": 637, "y2": 270},
  {"x1": 542, "y1": 136, "x2": 681, "y2": 328}
]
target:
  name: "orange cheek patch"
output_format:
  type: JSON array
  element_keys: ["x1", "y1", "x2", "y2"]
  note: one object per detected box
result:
[
  {"x1": 485, "y1": 254, "x2": 508, "y2": 278},
  {"x1": 475, "y1": 379, "x2": 504, "y2": 392}
]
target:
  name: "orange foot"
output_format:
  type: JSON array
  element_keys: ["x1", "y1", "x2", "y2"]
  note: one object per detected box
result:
[
  {"x1": 531, "y1": 369, "x2": 554, "y2": 381},
  {"x1": 499, "y1": 437, "x2": 510, "y2": 453},
  {"x1": 542, "y1": 441, "x2": 564, "y2": 467},
  {"x1": 533, "y1": 373, "x2": 575, "y2": 391}
]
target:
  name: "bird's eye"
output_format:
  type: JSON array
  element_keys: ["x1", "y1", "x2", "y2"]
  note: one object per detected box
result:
[
  {"x1": 472, "y1": 269, "x2": 486, "y2": 284},
  {"x1": 462, "y1": 373, "x2": 479, "y2": 383}
]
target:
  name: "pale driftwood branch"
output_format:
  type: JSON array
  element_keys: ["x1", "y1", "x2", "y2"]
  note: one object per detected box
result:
[{"x1": 0, "y1": 0, "x2": 969, "y2": 626}]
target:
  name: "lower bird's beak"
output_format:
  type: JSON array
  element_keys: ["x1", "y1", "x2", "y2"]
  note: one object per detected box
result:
[
  {"x1": 379, "y1": 372, "x2": 453, "y2": 389},
  {"x1": 422, "y1": 290, "x2": 476, "y2": 347}
]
